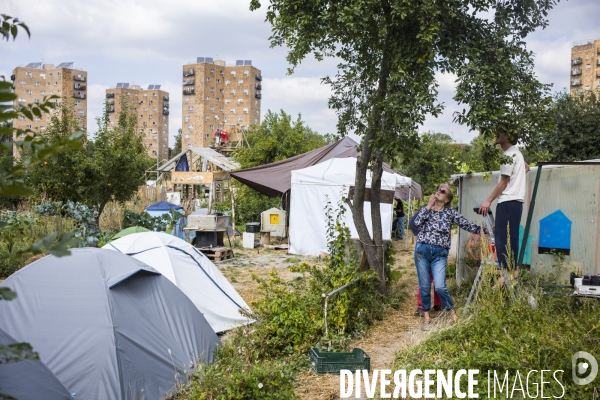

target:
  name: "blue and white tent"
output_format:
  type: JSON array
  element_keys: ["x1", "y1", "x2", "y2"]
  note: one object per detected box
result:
[{"x1": 104, "y1": 232, "x2": 254, "y2": 333}]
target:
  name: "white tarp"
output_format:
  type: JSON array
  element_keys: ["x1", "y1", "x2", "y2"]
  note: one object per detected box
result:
[
  {"x1": 289, "y1": 157, "x2": 411, "y2": 256},
  {"x1": 104, "y1": 232, "x2": 253, "y2": 333}
]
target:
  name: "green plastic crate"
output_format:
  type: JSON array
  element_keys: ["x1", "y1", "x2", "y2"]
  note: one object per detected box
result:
[{"x1": 310, "y1": 347, "x2": 370, "y2": 374}]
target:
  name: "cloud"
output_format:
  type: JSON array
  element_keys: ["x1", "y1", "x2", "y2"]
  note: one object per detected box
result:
[{"x1": 3, "y1": 0, "x2": 596, "y2": 148}]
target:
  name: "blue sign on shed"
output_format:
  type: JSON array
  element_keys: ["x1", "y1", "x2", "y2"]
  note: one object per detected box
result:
[{"x1": 538, "y1": 210, "x2": 572, "y2": 255}]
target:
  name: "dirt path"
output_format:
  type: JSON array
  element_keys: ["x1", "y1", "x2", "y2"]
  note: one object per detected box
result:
[
  {"x1": 294, "y1": 238, "x2": 456, "y2": 400},
  {"x1": 217, "y1": 237, "x2": 457, "y2": 400}
]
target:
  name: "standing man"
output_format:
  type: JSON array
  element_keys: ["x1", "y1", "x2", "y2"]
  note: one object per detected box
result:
[
  {"x1": 395, "y1": 199, "x2": 405, "y2": 239},
  {"x1": 479, "y1": 132, "x2": 528, "y2": 271}
]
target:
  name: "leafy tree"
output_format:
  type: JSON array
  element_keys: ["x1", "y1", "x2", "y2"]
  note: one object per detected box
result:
[
  {"x1": 26, "y1": 101, "x2": 154, "y2": 223},
  {"x1": 171, "y1": 128, "x2": 182, "y2": 158},
  {"x1": 395, "y1": 132, "x2": 462, "y2": 194},
  {"x1": 251, "y1": 0, "x2": 555, "y2": 292},
  {"x1": 540, "y1": 91, "x2": 600, "y2": 162},
  {"x1": 232, "y1": 110, "x2": 327, "y2": 224}
]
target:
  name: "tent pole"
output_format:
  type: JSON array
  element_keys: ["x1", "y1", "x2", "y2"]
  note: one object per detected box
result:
[{"x1": 230, "y1": 181, "x2": 236, "y2": 235}]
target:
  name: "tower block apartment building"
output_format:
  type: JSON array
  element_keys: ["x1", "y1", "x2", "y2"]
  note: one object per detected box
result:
[
  {"x1": 570, "y1": 39, "x2": 600, "y2": 94},
  {"x1": 181, "y1": 57, "x2": 262, "y2": 149},
  {"x1": 12, "y1": 62, "x2": 88, "y2": 136},
  {"x1": 105, "y1": 83, "x2": 170, "y2": 162}
]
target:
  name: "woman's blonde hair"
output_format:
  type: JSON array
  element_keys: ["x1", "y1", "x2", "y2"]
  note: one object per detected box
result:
[{"x1": 438, "y1": 184, "x2": 453, "y2": 208}]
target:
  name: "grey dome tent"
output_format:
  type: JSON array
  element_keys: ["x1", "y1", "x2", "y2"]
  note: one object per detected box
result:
[
  {"x1": 0, "y1": 248, "x2": 221, "y2": 400},
  {"x1": 0, "y1": 327, "x2": 71, "y2": 400}
]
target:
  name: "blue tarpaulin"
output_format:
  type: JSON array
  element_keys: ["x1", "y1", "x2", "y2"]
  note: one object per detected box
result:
[{"x1": 175, "y1": 154, "x2": 189, "y2": 171}]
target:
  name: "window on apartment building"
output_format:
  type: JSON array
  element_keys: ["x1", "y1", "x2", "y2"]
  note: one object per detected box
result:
[
  {"x1": 255, "y1": 118, "x2": 258, "y2": 124},
  {"x1": 153, "y1": 107, "x2": 157, "y2": 112},
  {"x1": 57, "y1": 72, "x2": 61, "y2": 76},
  {"x1": 19, "y1": 80, "x2": 25, "y2": 85},
  {"x1": 214, "y1": 115, "x2": 219, "y2": 120},
  {"x1": 243, "y1": 89, "x2": 249, "y2": 95},
  {"x1": 238, "y1": 116, "x2": 243, "y2": 122},
  {"x1": 187, "y1": 143, "x2": 192, "y2": 148},
  {"x1": 205, "y1": 96, "x2": 210, "y2": 100},
  {"x1": 256, "y1": 110, "x2": 259, "y2": 115},
  {"x1": 230, "y1": 71, "x2": 236, "y2": 77},
  {"x1": 224, "y1": 117, "x2": 230, "y2": 122},
  {"x1": 34, "y1": 99, "x2": 40, "y2": 104},
  {"x1": 230, "y1": 89, "x2": 236, "y2": 94},
  {"x1": 244, "y1": 70, "x2": 250, "y2": 76},
  {"x1": 26, "y1": 89, "x2": 32, "y2": 95},
  {"x1": 219, "y1": 107, "x2": 224, "y2": 112},
  {"x1": 26, "y1": 72, "x2": 32, "y2": 77},
  {"x1": 210, "y1": 87, "x2": 215, "y2": 92},
  {"x1": 40, "y1": 73, "x2": 45, "y2": 79},
  {"x1": 229, "y1": 125, "x2": 235, "y2": 130},
  {"x1": 54, "y1": 81, "x2": 58, "y2": 86},
  {"x1": 19, "y1": 115, "x2": 25, "y2": 120},
  {"x1": 134, "y1": 93, "x2": 138, "y2": 97},
  {"x1": 586, "y1": 64, "x2": 591, "y2": 70},
  {"x1": 185, "y1": 116, "x2": 190, "y2": 122},
  {"x1": 57, "y1": 90, "x2": 61, "y2": 94},
  {"x1": 185, "y1": 97, "x2": 190, "y2": 103},
  {"x1": 149, "y1": 115, "x2": 153, "y2": 118},
  {"x1": 34, "y1": 116, "x2": 40, "y2": 121},
  {"x1": 215, "y1": 97, "x2": 219, "y2": 102},
  {"x1": 237, "y1": 99, "x2": 243, "y2": 104},
  {"x1": 255, "y1": 100, "x2": 258, "y2": 105},
  {"x1": 40, "y1": 126, "x2": 46, "y2": 131},
  {"x1": 230, "y1": 108, "x2": 235, "y2": 113},
  {"x1": 26, "y1": 125, "x2": 32, "y2": 129},
  {"x1": 126, "y1": 92, "x2": 130, "y2": 96},
  {"x1": 153, "y1": 93, "x2": 157, "y2": 97},
  {"x1": 216, "y1": 79, "x2": 220, "y2": 83},
  {"x1": 184, "y1": 134, "x2": 190, "y2": 139},
  {"x1": 209, "y1": 106, "x2": 214, "y2": 111},
  {"x1": 210, "y1": 125, "x2": 214, "y2": 130},
  {"x1": 585, "y1": 85, "x2": 591, "y2": 90},
  {"x1": 237, "y1": 79, "x2": 243, "y2": 85},
  {"x1": 147, "y1": 143, "x2": 152, "y2": 148},
  {"x1": 210, "y1": 68, "x2": 215, "y2": 74},
  {"x1": 40, "y1": 91, "x2": 46, "y2": 95},
  {"x1": 225, "y1": 99, "x2": 230, "y2": 104},
  {"x1": 78, "y1": 109, "x2": 84, "y2": 115},
  {"x1": 205, "y1": 115, "x2": 210, "y2": 121},
  {"x1": 143, "y1": 93, "x2": 148, "y2": 97},
  {"x1": 206, "y1": 77, "x2": 211, "y2": 82},
  {"x1": 140, "y1": 115, "x2": 144, "y2": 118},
  {"x1": 143, "y1": 122, "x2": 147, "y2": 127},
  {"x1": 188, "y1": 125, "x2": 194, "y2": 131},
  {"x1": 46, "y1": 82, "x2": 50, "y2": 87},
  {"x1": 149, "y1": 100, "x2": 153, "y2": 104},
  {"x1": 143, "y1": 107, "x2": 148, "y2": 111},
  {"x1": 225, "y1": 80, "x2": 230, "y2": 85},
  {"x1": 205, "y1": 134, "x2": 210, "y2": 139},
  {"x1": 188, "y1": 106, "x2": 193, "y2": 111}
]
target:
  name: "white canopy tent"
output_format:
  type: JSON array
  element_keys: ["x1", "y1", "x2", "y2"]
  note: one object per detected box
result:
[
  {"x1": 289, "y1": 157, "x2": 412, "y2": 256},
  {"x1": 104, "y1": 232, "x2": 253, "y2": 333}
]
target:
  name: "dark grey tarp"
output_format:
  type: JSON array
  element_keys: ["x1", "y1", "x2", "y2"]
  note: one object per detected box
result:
[
  {"x1": 230, "y1": 136, "x2": 423, "y2": 200},
  {"x1": 0, "y1": 327, "x2": 71, "y2": 400},
  {"x1": 0, "y1": 248, "x2": 221, "y2": 400}
]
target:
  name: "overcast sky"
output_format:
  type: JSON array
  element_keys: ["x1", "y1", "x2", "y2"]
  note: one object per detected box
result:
[{"x1": 2, "y1": 0, "x2": 598, "y2": 146}]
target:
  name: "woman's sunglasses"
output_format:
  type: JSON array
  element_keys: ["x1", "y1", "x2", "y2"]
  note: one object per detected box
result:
[{"x1": 436, "y1": 187, "x2": 448, "y2": 195}]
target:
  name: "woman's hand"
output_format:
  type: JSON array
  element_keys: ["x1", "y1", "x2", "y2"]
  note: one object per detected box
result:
[{"x1": 426, "y1": 194, "x2": 436, "y2": 209}]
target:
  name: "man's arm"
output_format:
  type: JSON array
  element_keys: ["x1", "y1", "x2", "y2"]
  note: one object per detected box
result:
[{"x1": 479, "y1": 175, "x2": 510, "y2": 216}]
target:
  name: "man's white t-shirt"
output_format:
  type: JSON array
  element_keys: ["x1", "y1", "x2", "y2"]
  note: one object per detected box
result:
[{"x1": 498, "y1": 145, "x2": 526, "y2": 203}]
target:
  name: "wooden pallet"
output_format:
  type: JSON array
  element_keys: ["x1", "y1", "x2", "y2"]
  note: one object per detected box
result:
[{"x1": 198, "y1": 247, "x2": 234, "y2": 262}]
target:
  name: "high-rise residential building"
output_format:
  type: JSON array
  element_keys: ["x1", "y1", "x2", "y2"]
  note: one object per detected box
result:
[
  {"x1": 11, "y1": 62, "x2": 88, "y2": 136},
  {"x1": 570, "y1": 39, "x2": 600, "y2": 95},
  {"x1": 181, "y1": 57, "x2": 262, "y2": 149},
  {"x1": 105, "y1": 83, "x2": 170, "y2": 162}
]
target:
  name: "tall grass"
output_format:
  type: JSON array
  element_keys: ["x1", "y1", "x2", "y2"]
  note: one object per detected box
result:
[{"x1": 394, "y1": 257, "x2": 600, "y2": 399}]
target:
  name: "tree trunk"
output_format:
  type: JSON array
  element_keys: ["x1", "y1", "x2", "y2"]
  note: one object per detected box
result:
[{"x1": 349, "y1": 28, "x2": 393, "y2": 294}]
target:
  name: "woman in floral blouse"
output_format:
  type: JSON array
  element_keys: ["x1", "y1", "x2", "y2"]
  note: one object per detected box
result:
[{"x1": 413, "y1": 183, "x2": 481, "y2": 330}]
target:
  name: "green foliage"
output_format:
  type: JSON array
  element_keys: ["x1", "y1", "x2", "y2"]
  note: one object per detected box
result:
[
  {"x1": 0, "y1": 210, "x2": 78, "y2": 278},
  {"x1": 34, "y1": 201, "x2": 102, "y2": 247},
  {"x1": 395, "y1": 132, "x2": 463, "y2": 194},
  {"x1": 171, "y1": 128, "x2": 182, "y2": 157},
  {"x1": 122, "y1": 208, "x2": 183, "y2": 234},
  {"x1": 394, "y1": 263, "x2": 600, "y2": 399},
  {"x1": 539, "y1": 91, "x2": 600, "y2": 162},
  {"x1": 232, "y1": 110, "x2": 327, "y2": 225},
  {"x1": 25, "y1": 101, "x2": 154, "y2": 221},
  {"x1": 0, "y1": 14, "x2": 30, "y2": 41}
]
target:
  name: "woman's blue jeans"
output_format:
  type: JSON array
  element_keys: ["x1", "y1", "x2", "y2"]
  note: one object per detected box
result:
[
  {"x1": 397, "y1": 216, "x2": 405, "y2": 238},
  {"x1": 415, "y1": 242, "x2": 453, "y2": 311}
]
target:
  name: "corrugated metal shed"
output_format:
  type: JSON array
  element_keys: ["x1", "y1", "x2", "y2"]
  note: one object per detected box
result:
[
  {"x1": 452, "y1": 161, "x2": 600, "y2": 284},
  {"x1": 158, "y1": 147, "x2": 239, "y2": 172}
]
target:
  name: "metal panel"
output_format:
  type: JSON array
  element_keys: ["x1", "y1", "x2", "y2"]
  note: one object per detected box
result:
[{"x1": 454, "y1": 164, "x2": 600, "y2": 284}]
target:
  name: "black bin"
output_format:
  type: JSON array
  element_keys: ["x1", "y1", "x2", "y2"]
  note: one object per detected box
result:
[
  {"x1": 246, "y1": 222, "x2": 260, "y2": 233},
  {"x1": 193, "y1": 231, "x2": 224, "y2": 248}
]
